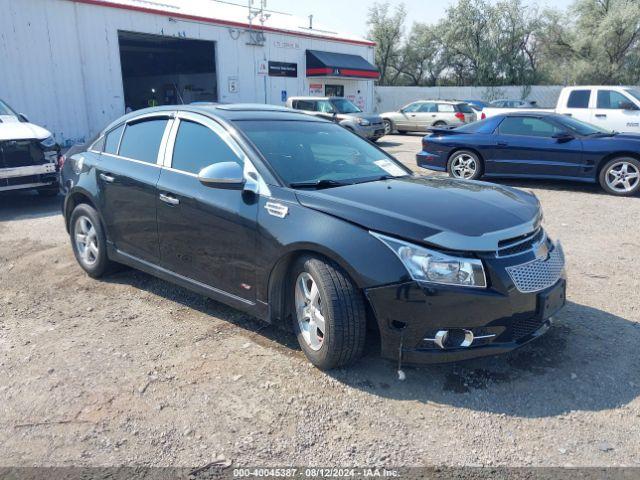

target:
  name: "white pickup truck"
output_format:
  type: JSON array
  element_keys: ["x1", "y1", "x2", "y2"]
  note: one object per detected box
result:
[{"x1": 481, "y1": 86, "x2": 640, "y2": 133}]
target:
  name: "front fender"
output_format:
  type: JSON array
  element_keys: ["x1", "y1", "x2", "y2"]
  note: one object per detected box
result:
[{"x1": 255, "y1": 188, "x2": 409, "y2": 300}]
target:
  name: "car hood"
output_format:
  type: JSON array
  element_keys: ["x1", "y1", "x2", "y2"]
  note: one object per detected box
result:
[
  {"x1": 295, "y1": 176, "x2": 541, "y2": 252},
  {"x1": 338, "y1": 112, "x2": 382, "y2": 123},
  {"x1": 0, "y1": 116, "x2": 51, "y2": 141}
]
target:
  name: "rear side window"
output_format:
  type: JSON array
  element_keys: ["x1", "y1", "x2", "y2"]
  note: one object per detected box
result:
[
  {"x1": 418, "y1": 103, "x2": 437, "y2": 113},
  {"x1": 438, "y1": 104, "x2": 455, "y2": 112},
  {"x1": 171, "y1": 120, "x2": 242, "y2": 174},
  {"x1": 567, "y1": 90, "x2": 591, "y2": 109},
  {"x1": 498, "y1": 117, "x2": 562, "y2": 137},
  {"x1": 119, "y1": 119, "x2": 168, "y2": 164},
  {"x1": 597, "y1": 90, "x2": 631, "y2": 109},
  {"x1": 293, "y1": 100, "x2": 315, "y2": 111},
  {"x1": 104, "y1": 124, "x2": 124, "y2": 155}
]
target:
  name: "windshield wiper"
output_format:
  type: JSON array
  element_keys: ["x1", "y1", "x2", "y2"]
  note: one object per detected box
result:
[{"x1": 289, "y1": 179, "x2": 354, "y2": 189}]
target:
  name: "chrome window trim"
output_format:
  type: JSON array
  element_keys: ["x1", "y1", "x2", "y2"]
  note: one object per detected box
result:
[
  {"x1": 164, "y1": 112, "x2": 271, "y2": 196},
  {"x1": 100, "y1": 152, "x2": 162, "y2": 168}
]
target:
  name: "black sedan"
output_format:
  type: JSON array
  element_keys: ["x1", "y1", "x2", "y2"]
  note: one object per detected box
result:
[
  {"x1": 61, "y1": 105, "x2": 566, "y2": 370},
  {"x1": 417, "y1": 112, "x2": 640, "y2": 196}
]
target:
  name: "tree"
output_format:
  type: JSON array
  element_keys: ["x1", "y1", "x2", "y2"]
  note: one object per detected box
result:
[
  {"x1": 366, "y1": 2, "x2": 407, "y2": 85},
  {"x1": 540, "y1": 0, "x2": 640, "y2": 84},
  {"x1": 396, "y1": 23, "x2": 446, "y2": 86}
]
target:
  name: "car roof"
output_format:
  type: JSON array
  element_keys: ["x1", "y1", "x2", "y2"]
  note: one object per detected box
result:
[
  {"x1": 288, "y1": 96, "x2": 344, "y2": 101},
  {"x1": 102, "y1": 104, "x2": 326, "y2": 132},
  {"x1": 499, "y1": 111, "x2": 558, "y2": 118}
]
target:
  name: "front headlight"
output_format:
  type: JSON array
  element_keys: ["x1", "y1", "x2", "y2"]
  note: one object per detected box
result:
[
  {"x1": 40, "y1": 136, "x2": 57, "y2": 149},
  {"x1": 372, "y1": 232, "x2": 487, "y2": 288},
  {"x1": 357, "y1": 118, "x2": 371, "y2": 126}
]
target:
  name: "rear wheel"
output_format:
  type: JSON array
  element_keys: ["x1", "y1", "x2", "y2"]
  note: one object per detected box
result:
[
  {"x1": 433, "y1": 121, "x2": 447, "y2": 127},
  {"x1": 447, "y1": 150, "x2": 483, "y2": 180},
  {"x1": 291, "y1": 256, "x2": 366, "y2": 370},
  {"x1": 599, "y1": 157, "x2": 640, "y2": 196},
  {"x1": 69, "y1": 203, "x2": 115, "y2": 278}
]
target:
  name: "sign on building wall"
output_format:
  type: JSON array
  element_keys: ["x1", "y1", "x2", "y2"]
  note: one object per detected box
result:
[
  {"x1": 228, "y1": 77, "x2": 239, "y2": 93},
  {"x1": 257, "y1": 60, "x2": 268, "y2": 76},
  {"x1": 309, "y1": 83, "x2": 323, "y2": 96},
  {"x1": 268, "y1": 61, "x2": 297, "y2": 77}
]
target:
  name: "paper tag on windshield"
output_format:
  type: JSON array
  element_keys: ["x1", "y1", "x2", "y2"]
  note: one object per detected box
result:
[{"x1": 374, "y1": 159, "x2": 406, "y2": 177}]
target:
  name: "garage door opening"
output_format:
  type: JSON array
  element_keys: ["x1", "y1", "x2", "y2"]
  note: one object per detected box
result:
[{"x1": 118, "y1": 31, "x2": 217, "y2": 111}]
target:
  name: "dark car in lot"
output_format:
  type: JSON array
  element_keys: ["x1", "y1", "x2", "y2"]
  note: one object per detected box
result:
[
  {"x1": 417, "y1": 112, "x2": 640, "y2": 196},
  {"x1": 61, "y1": 104, "x2": 566, "y2": 370}
]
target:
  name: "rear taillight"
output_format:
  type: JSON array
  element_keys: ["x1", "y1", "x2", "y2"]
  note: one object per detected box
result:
[
  {"x1": 481, "y1": 112, "x2": 486, "y2": 120},
  {"x1": 455, "y1": 112, "x2": 465, "y2": 121}
]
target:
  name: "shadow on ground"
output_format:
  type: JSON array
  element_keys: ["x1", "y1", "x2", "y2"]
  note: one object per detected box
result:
[
  {"x1": 0, "y1": 191, "x2": 63, "y2": 221},
  {"x1": 99, "y1": 267, "x2": 640, "y2": 418}
]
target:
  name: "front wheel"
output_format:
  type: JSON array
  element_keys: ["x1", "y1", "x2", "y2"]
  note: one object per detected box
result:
[
  {"x1": 599, "y1": 157, "x2": 640, "y2": 196},
  {"x1": 447, "y1": 150, "x2": 483, "y2": 180},
  {"x1": 291, "y1": 256, "x2": 366, "y2": 370},
  {"x1": 383, "y1": 119, "x2": 394, "y2": 135}
]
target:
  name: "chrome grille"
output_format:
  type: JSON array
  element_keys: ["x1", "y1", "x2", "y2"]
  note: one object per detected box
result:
[{"x1": 506, "y1": 243, "x2": 565, "y2": 293}]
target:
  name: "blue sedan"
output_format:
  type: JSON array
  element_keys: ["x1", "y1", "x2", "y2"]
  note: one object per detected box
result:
[{"x1": 417, "y1": 112, "x2": 640, "y2": 196}]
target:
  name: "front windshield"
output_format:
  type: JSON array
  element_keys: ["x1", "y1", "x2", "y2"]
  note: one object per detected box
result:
[
  {"x1": 553, "y1": 115, "x2": 612, "y2": 135},
  {"x1": 330, "y1": 99, "x2": 362, "y2": 114},
  {"x1": 0, "y1": 100, "x2": 18, "y2": 117},
  {"x1": 236, "y1": 120, "x2": 410, "y2": 186},
  {"x1": 625, "y1": 89, "x2": 640, "y2": 103}
]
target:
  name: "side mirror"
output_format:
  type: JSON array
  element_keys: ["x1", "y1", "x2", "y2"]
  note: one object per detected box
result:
[
  {"x1": 552, "y1": 132, "x2": 574, "y2": 142},
  {"x1": 18, "y1": 113, "x2": 29, "y2": 123},
  {"x1": 198, "y1": 162, "x2": 245, "y2": 189},
  {"x1": 619, "y1": 101, "x2": 638, "y2": 111}
]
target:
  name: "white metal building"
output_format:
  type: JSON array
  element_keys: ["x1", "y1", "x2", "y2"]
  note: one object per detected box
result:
[{"x1": 0, "y1": 0, "x2": 379, "y2": 145}]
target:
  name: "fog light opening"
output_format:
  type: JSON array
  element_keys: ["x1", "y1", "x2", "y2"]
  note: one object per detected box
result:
[{"x1": 431, "y1": 329, "x2": 475, "y2": 349}]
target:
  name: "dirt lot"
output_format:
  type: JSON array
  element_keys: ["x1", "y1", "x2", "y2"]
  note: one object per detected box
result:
[{"x1": 1, "y1": 134, "x2": 639, "y2": 469}]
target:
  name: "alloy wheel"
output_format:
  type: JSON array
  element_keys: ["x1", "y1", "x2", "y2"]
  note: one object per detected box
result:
[
  {"x1": 606, "y1": 161, "x2": 639, "y2": 193},
  {"x1": 74, "y1": 216, "x2": 99, "y2": 266},
  {"x1": 383, "y1": 120, "x2": 392, "y2": 135},
  {"x1": 451, "y1": 153, "x2": 478, "y2": 179},
  {"x1": 295, "y1": 272, "x2": 326, "y2": 351}
]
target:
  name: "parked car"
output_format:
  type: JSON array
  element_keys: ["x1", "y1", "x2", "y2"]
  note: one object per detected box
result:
[
  {"x1": 380, "y1": 101, "x2": 477, "y2": 134},
  {"x1": 417, "y1": 112, "x2": 640, "y2": 196},
  {"x1": 286, "y1": 96, "x2": 385, "y2": 142},
  {"x1": 489, "y1": 99, "x2": 538, "y2": 108},
  {"x1": 61, "y1": 104, "x2": 565, "y2": 370},
  {"x1": 463, "y1": 99, "x2": 490, "y2": 112},
  {"x1": 0, "y1": 99, "x2": 60, "y2": 196},
  {"x1": 482, "y1": 86, "x2": 640, "y2": 134}
]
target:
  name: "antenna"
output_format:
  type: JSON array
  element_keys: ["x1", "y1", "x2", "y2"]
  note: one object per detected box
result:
[{"x1": 308, "y1": 14, "x2": 313, "y2": 29}]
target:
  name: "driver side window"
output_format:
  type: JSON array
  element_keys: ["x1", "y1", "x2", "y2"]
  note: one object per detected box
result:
[
  {"x1": 171, "y1": 120, "x2": 242, "y2": 174},
  {"x1": 498, "y1": 117, "x2": 562, "y2": 138},
  {"x1": 316, "y1": 101, "x2": 335, "y2": 114},
  {"x1": 402, "y1": 103, "x2": 422, "y2": 113}
]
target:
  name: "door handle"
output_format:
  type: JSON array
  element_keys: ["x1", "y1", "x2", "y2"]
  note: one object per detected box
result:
[
  {"x1": 159, "y1": 193, "x2": 180, "y2": 206},
  {"x1": 595, "y1": 114, "x2": 607, "y2": 118},
  {"x1": 99, "y1": 173, "x2": 115, "y2": 183},
  {"x1": 497, "y1": 142, "x2": 508, "y2": 147}
]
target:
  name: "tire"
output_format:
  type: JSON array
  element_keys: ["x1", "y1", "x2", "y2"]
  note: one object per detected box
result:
[
  {"x1": 398, "y1": 130, "x2": 408, "y2": 135},
  {"x1": 69, "y1": 203, "x2": 115, "y2": 278},
  {"x1": 383, "y1": 119, "x2": 394, "y2": 135},
  {"x1": 433, "y1": 121, "x2": 447, "y2": 127},
  {"x1": 447, "y1": 150, "x2": 483, "y2": 180},
  {"x1": 598, "y1": 157, "x2": 640, "y2": 196},
  {"x1": 290, "y1": 255, "x2": 366, "y2": 370},
  {"x1": 37, "y1": 185, "x2": 60, "y2": 197}
]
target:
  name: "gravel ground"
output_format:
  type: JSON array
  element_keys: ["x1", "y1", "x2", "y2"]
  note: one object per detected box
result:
[{"x1": 1, "y1": 134, "x2": 639, "y2": 469}]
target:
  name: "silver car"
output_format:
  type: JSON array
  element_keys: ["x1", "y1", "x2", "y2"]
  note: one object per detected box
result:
[
  {"x1": 286, "y1": 97, "x2": 386, "y2": 142},
  {"x1": 380, "y1": 101, "x2": 477, "y2": 134}
]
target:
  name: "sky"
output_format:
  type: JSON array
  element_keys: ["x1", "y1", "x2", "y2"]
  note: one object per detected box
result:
[{"x1": 267, "y1": 0, "x2": 575, "y2": 38}]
